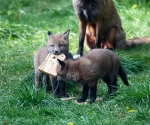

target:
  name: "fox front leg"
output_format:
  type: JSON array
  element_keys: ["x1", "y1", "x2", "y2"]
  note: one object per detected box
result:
[
  {"x1": 89, "y1": 81, "x2": 97, "y2": 103},
  {"x1": 74, "y1": 21, "x2": 87, "y2": 60},
  {"x1": 78, "y1": 21, "x2": 87, "y2": 56},
  {"x1": 95, "y1": 21, "x2": 102, "y2": 48},
  {"x1": 50, "y1": 76, "x2": 60, "y2": 97},
  {"x1": 42, "y1": 74, "x2": 52, "y2": 93},
  {"x1": 77, "y1": 84, "x2": 89, "y2": 103},
  {"x1": 89, "y1": 86, "x2": 97, "y2": 103},
  {"x1": 59, "y1": 81, "x2": 69, "y2": 97}
]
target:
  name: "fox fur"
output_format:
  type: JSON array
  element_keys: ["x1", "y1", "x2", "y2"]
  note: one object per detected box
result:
[
  {"x1": 57, "y1": 49, "x2": 129, "y2": 103},
  {"x1": 34, "y1": 29, "x2": 73, "y2": 97},
  {"x1": 72, "y1": 0, "x2": 150, "y2": 56}
]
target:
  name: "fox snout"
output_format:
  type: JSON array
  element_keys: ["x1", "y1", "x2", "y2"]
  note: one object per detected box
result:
[
  {"x1": 47, "y1": 47, "x2": 61, "y2": 55},
  {"x1": 53, "y1": 49, "x2": 61, "y2": 55}
]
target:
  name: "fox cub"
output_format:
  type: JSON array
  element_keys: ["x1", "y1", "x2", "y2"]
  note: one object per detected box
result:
[
  {"x1": 57, "y1": 49, "x2": 129, "y2": 103},
  {"x1": 34, "y1": 29, "x2": 73, "y2": 97}
]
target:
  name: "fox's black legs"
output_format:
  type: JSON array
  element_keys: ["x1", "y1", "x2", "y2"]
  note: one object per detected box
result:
[
  {"x1": 89, "y1": 85, "x2": 97, "y2": 103},
  {"x1": 103, "y1": 75, "x2": 117, "y2": 94},
  {"x1": 77, "y1": 21, "x2": 86, "y2": 56},
  {"x1": 42, "y1": 74, "x2": 52, "y2": 92},
  {"x1": 59, "y1": 81, "x2": 69, "y2": 97},
  {"x1": 111, "y1": 77, "x2": 117, "y2": 93},
  {"x1": 95, "y1": 22, "x2": 102, "y2": 48},
  {"x1": 77, "y1": 81, "x2": 98, "y2": 103},
  {"x1": 77, "y1": 84, "x2": 89, "y2": 103},
  {"x1": 50, "y1": 76, "x2": 60, "y2": 97},
  {"x1": 50, "y1": 76, "x2": 69, "y2": 98}
]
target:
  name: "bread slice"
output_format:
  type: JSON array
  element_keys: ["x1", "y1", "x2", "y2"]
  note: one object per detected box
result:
[{"x1": 38, "y1": 53, "x2": 66, "y2": 76}]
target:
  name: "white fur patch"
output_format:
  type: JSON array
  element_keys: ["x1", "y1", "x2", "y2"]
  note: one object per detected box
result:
[
  {"x1": 73, "y1": 54, "x2": 81, "y2": 60},
  {"x1": 83, "y1": 9, "x2": 88, "y2": 19}
]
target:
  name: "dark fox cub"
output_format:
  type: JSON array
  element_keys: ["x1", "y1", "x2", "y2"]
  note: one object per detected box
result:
[
  {"x1": 57, "y1": 49, "x2": 129, "y2": 103},
  {"x1": 34, "y1": 29, "x2": 73, "y2": 97}
]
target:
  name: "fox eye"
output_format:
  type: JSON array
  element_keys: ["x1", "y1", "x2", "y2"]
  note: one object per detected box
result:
[
  {"x1": 50, "y1": 44, "x2": 54, "y2": 47},
  {"x1": 59, "y1": 44, "x2": 63, "y2": 47}
]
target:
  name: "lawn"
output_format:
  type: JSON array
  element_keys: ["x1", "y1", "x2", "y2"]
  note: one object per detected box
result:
[{"x1": 0, "y1": 0, "x2": 150, "y2": 125}]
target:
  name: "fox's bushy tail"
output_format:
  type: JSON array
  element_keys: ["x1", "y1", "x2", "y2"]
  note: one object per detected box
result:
[
  {"x1": 126, "y1": 37, "x2": 150, "y2": 47},
  {"x1": 118, "y1": 62, "x2": 129, "y2": 86}
]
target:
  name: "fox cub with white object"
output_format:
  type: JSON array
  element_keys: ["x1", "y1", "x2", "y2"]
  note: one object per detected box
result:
[
  {"x1": 57, "y1": 49, "x2": 129, "y2": 103},
  {"x1": 34, "y1": 29, "x2": 73, "y2": 97}
]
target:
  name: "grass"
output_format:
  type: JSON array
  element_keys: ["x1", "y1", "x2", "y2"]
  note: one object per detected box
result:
[{"x1": 0, "y1": 0, "x2": 150, "y2": 124}]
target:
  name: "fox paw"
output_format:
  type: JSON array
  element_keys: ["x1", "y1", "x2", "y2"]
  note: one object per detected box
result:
[
  {"x1": 77, "y1": 98, "x2": 86, "y2": 103},
  {"x1": 60, "y1": 93, "x2": 69, "y2": 98},
  {"x1": 54, "y1": 93, "x2": 69, "y2": 98},
  {"x1": 89, "y1": 98, "x2": 96, "y2": 104}
]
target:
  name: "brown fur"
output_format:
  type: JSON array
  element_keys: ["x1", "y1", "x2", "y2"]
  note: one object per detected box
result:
[
  {"x1": 34, "y1": 30, "x2": 73, "y2": 97},
  {"x1": 72, "y1": 0, "x2": 150, "y2": 55},
  {"x1": 57, "y1": 49, "x2": 129, "y2": 103},
  {"x1": 126, "y1": 37, "x2": 150, "y2": 47}
]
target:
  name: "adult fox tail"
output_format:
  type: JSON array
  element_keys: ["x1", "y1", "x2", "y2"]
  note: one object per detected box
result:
[
  {"x1": 118, "y1": 63, "x2": 129, "y2": 86},
  {"x1": 126, "y1": 37, "x2": 150, "y2": 47}
]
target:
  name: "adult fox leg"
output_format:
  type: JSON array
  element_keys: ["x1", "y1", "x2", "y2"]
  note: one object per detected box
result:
[
  {"x1": 103, "y1": 27, "x2": 118, "y2": 49},
  {"x1": 84, "y1": 24, "x2": 96, "y2": 49},
  {"x1": 77, "y1": 21, "x2": 87, "y2": 56},
  {"x1": 115, "y1": 27, "x2": 126, "y2": 50},
  {"x1": 95, "y1": 21, "x2": 102, "y2": 48}
]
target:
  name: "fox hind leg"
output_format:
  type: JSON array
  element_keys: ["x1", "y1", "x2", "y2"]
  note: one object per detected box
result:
[
  {"x1": 115, "y1": 28, "x2": 126, "y2": 50},
  {"x1": 103, "y1": 75, "x2": 117, "y2": 95},
  {"x1": 35, "y1": 70, "x2": 41, "y2": 90},
  {"x1": 102, "y1": 27, "x2": 117, "y2": 49}
]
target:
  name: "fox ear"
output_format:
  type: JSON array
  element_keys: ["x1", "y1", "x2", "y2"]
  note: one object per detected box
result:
[
  {"x1": 57, "y1": 59, "x2": 66, "y2": 69},
  {"x1": 63, "y1": 29, "x2": 70, "y2": 40},
  {"x1": 48, "y1": 31, "x2": 52, "y2": 36},
  {"x1": 48, "y1": 31, "x2": 52, "y2": 39}
]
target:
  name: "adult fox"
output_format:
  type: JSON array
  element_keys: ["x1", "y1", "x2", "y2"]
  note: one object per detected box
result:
[{"x1": 72, "y1": 0, "x2": 150, "y2": 57}]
